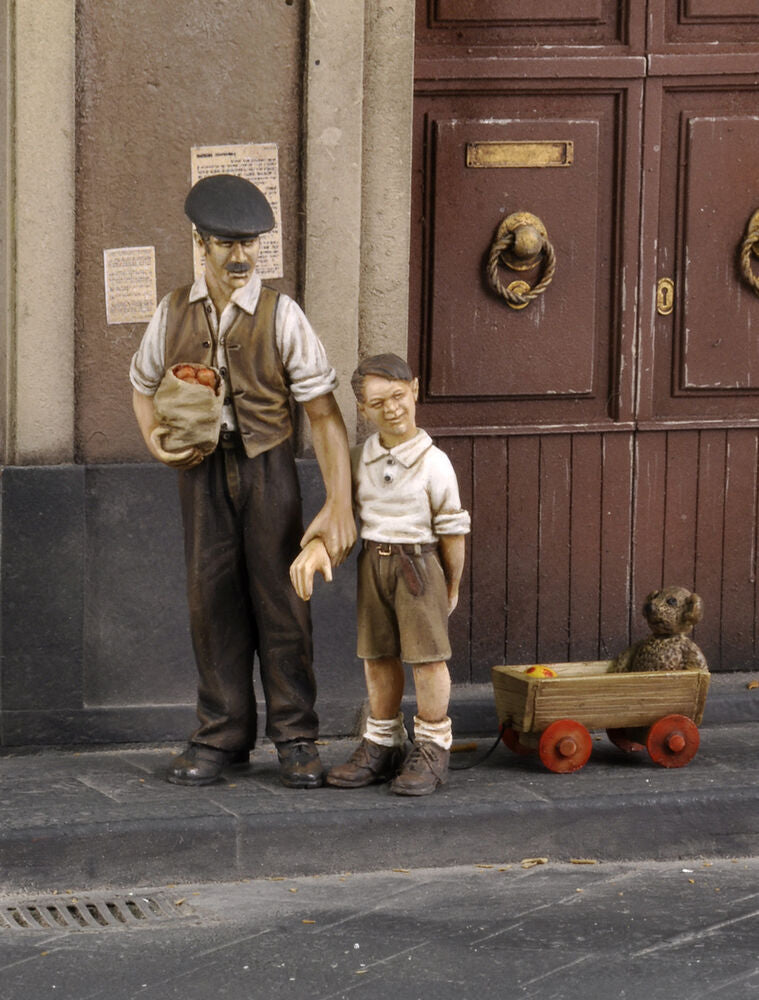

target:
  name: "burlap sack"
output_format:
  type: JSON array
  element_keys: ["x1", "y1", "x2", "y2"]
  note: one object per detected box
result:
[{"x1": 150, "y1": 363, "x2": 223, "y2": 457}]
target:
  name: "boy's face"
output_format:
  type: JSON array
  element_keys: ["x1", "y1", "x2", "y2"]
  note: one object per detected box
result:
[{"x1": 359, "y1": 374, "x2": 419, "y2": 447}]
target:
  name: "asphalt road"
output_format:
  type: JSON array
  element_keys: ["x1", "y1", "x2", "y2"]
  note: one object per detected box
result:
[{"x1": 1, "y1": 859, "x2": 757, "y2": 1000}]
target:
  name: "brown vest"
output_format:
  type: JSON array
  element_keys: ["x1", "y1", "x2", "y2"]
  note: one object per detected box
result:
[{"x1": 164, "y1": 284, "x2": 292, "y2": 459}]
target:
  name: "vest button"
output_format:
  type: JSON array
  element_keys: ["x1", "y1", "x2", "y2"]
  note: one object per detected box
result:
[
  {"x1": 220, "y1": 366, "x2": 228, "y2": 377},
  {"x1": 224, "y1": 397, "x2": 231, "y2": 406}
]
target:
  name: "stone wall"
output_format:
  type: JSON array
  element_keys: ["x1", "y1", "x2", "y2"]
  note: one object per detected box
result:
[{"x1": 0, "y1": 0, "x2": 415, "y2": 745}]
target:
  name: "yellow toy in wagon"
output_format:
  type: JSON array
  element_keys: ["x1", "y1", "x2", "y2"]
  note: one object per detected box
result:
[{"x1": 491, "y1": 661, "x2": 710, "y2": 773}]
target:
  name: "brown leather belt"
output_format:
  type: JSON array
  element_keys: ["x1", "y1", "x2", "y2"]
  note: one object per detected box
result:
[
  {"x1": 363, "y1": 539, "x2": 438, "y2": 596},
  {"x1": 362, "y1": 540, "x2": 438, "y2": 555}
]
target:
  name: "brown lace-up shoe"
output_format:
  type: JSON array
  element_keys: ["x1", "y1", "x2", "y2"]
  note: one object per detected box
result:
[
  {"x1": 326, "y1": 738, "x2": 405, "y2": 788},
  {"x1": 390, "y1": 740, "x2": 449, "y2": 796}
]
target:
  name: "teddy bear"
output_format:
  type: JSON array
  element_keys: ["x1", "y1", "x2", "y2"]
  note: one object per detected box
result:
[{"x1": 612, "y1": 586, "x2": 709, "y2": 673}]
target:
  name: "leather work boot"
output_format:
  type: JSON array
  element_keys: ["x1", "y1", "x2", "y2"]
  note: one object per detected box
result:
[
  {"x1": 166, "y1": 744, "x2": 249, "y2": 786},
  {"x1": 325, "y1": 738, "x2": 405, "y2": 788},
  {"x1": 276, "y1": 738, "x2": 324, "y2": 789},
  {"x1": 390, "y1": 740, "x2": 450, "y2": 796}
]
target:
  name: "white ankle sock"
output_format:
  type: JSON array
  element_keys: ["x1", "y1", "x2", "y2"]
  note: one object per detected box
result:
[
  {"x1": 364, "y1": 712, "x2": 408, "y2": 748},
  {"x1": 413, "y1": 715, "x2": 452, "y2": 750}
]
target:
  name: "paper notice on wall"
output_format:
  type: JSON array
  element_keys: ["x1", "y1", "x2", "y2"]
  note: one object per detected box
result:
[
  {"x1": 190, "y1": 143, "x2": 284, "y2": 280},
  {"x1": 103, "y1": 246, "x2": 157, "y2": 324}
]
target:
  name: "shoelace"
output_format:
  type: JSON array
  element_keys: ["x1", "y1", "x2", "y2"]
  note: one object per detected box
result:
[
  {"x1": 403, "y1": 742, "x2": 446, "y2": 780},
  {"x1": 346, "y1": 741, "x2": 393, "y2": 769},
  {"x1": 285, "y1": 741, "x2": 316, "y2": 763}
]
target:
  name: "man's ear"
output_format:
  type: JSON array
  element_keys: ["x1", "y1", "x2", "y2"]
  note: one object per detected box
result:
[
  {"x1": 411, "y1": 377, "x2": 419, "y2": 401},
  {"x1": 193, "y1": 230, "x2": 206, "y2": 252}
]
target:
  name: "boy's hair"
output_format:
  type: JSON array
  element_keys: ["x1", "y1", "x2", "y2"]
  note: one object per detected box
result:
[{"x1": 351, "y1": 353, "x2": 414, "y2": 401}]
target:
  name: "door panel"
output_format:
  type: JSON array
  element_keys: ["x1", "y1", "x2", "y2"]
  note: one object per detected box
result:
[
  {"x1": 658, "y1": 0, "x2": 759, "y2": 46},
  {"x1": 681, "y1": 115, "x2": 759, "y2": 391},
  {"x1": 436, "y1": 0, "x2": 605, "y2": 18},
  {"x1": 411, "y1": 83, "x2": 641, "y2": 430},
  {"x1": 428, "y1": 118, "x2": 599, "y2": 401},
  {"x1": 412, "y1": 0, "x2": 759, "y2": 675},
  {"x1": 416, "y1": 0, "x2": 641, "y2": 50},
  {"x1": 641, "y1": 81, "x2": 759, "y2": 421},
  {"x1": 685, "y1": 0, "x2": 759, "y2": 16}
]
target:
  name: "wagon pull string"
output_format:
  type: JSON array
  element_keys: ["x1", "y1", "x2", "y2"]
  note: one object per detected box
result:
[{"x1": 448, "y1": 723, "x2": 507, "y2": 771}]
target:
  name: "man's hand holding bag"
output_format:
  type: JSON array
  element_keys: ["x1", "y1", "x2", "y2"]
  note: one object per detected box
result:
[{"x1": 150, "y1": 363, "x2": 223, "y2": 467}]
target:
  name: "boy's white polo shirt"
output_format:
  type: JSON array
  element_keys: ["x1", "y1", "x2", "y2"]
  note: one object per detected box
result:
[{"x1": 352, "y1": 429, "x2": 471, "y2": 545}]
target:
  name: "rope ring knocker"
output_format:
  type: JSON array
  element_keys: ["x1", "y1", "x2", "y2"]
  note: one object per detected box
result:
[
  {"x1": 486, "y1": 212, "x2": 556, "y2": 310},
  {"x1": 740, "y1": 209, "x2": 759, "y2": 298}
]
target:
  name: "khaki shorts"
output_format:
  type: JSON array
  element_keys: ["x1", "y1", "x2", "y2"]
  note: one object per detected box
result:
[{"x1": 356, "y1": 544, "x2": 451, "y2": 664}]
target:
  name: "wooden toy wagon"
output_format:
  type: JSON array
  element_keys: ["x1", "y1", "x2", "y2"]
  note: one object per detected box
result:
[{"x1": 491, "y1": 661, "x2": 710, "y2": 773}]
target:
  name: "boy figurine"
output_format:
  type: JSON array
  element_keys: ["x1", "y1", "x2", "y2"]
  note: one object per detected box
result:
[{"x1": 290, "y1": 354, "x2": 470, "y2": 796}]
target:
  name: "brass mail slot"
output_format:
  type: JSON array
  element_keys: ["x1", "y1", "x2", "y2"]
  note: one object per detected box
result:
[{"x1": 466, "y1": 141, "x2": 574, "y2": 169}]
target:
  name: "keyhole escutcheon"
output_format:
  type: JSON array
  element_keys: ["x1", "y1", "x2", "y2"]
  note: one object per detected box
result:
[{"x1": 657, "y1": 277, "x2": 675, "y2": 316}]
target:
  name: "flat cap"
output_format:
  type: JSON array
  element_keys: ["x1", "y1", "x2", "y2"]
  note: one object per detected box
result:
[{"x1": 184, "y1": 174, "x2": 275, "y2": 238}]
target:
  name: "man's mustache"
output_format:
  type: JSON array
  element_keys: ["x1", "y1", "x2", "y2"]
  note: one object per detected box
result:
[{"x1": 225, "y1": 263, "x2": 250, "y2": 274}]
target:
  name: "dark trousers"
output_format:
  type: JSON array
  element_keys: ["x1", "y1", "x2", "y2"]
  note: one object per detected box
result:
[{"x1": 177, "y1": 436, "x2": 317, "y2": 750}]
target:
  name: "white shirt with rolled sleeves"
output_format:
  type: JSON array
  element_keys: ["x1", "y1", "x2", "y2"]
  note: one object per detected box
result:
[
  {"x1": 352, "y1": 429, "x2": 471, "y2": 544},
  {"x1": 129, "y1": 272, "x2": 338, "y2": 431}
]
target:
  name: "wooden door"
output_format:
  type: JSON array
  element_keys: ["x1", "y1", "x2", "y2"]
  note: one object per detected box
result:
[{"x1": 411, "y1": 0, "x2": 759, "y2": 678}]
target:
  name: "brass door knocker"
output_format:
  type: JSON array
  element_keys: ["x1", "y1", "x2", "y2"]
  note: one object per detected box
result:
[
  {"x1": 486, "y1": 212, "x2": 556, "y2": 310},
  {"x1": 740, "y1": 209, "x2": 759, "y2": 297}
]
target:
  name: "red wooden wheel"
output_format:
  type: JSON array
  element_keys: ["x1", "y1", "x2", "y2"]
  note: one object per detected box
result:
[
  {"x1": 501, "y1": 726, "x2": 535, "y2": 756},
  {"x1": 538, "y1": 719, "x2": 592, "y2": 773},
  {"x1": 646, "y1": 714, "x2": 700, "y2": 768},
  {"x1": 606, "y1": 728, "x2": 646, "y2": 753}
]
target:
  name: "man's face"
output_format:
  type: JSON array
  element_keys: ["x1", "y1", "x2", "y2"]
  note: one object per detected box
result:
[
  {"x1": 196, "y1": 233, "x2": 260, "y2": 299},
  {"x1": 359, "y1": 374, "x2": 419, "y2": 447}
]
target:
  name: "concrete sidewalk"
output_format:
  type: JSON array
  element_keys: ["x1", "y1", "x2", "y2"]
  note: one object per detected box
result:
[{"x1": 1, "y1": 674, "x2": 758, "y2": 893}]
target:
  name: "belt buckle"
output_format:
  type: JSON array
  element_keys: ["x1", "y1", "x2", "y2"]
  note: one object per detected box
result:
[{"x1": 377, "y1": 544, "x2": 393, "y2": 557}]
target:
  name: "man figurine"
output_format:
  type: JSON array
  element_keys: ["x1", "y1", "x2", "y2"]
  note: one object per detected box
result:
[
  {"x1": 130, "y1": 174, "x2": 355, "y2": 788},
  {"x1": 290, "y1": 354, "x2": 470, "y2": 796}
]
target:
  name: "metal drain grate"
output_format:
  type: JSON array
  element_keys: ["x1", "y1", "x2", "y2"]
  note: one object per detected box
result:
[{"x1": 0, "y1": 893, "x2": 193, "y2": 931}]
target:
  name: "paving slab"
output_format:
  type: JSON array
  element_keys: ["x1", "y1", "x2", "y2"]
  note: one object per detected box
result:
[
  {"x1": 1, "y1": 718, "x2": 757, "y2": 893},
  {"x1": 1, "y1": 861, "x2": 758, "y2": 1000}
]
